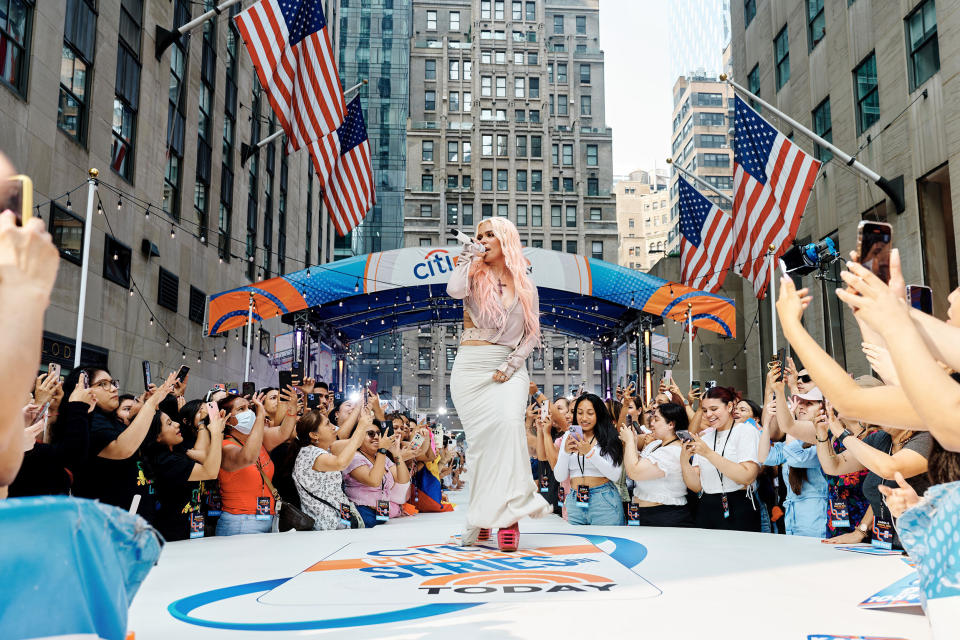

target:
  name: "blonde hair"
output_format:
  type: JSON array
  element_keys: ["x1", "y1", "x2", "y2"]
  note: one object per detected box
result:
[{"x1": 470, "y1": 217, "x2": 540, "y2": 344}]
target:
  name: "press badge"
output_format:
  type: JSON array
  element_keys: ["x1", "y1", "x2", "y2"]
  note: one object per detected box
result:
[
  {"x1": 339, "y1": 503, "x2": 352, "y2": 528},
  {"x1": 557, "y1": 486, "x2": 566, "y2": 503},
  {"x1": 627, "y1": 503, "x2": 640, "y2": 526},
  {"x1": 206, "y1": 490, "x2": 222, "y2": 517},
  {"x1": 255, "y1": 496, "x2": 272, "y2": 520},
  {"x1": 721, "y1": 494, "x2": 730, "y2": 519},
  {"x1": 872, "y1": 519, "x2": 894, "y2": 550},
  {"x1": 830, "y1": 498, "x2": 850, "y2": 528},
  {"x1": 376, "y1": 500, "x2": 390, "y2": 522},
  {"x1": 576, "y1": 485, "x2": 590, "y2": 508},
  {"x1": 539, "y1": 474, "x2": 550, "y2": 493},
  {"x1": 189, "y1": 512, "x2": 205, "y2": 539}
]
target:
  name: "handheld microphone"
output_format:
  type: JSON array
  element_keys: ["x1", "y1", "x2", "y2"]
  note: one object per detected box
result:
[{"x1": 450, "y1": 229, "x2": 485, "y2": 252}]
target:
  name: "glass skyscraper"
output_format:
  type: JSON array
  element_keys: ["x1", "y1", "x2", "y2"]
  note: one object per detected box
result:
[
  {"x1": 668, "y1": 0, "x2": 730, "y2": 81},
  {"x1": 335, "y1": 0, "x2": 411, "y2": 258}
]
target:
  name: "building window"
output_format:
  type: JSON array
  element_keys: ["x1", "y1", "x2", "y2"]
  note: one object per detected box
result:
[
  {"x1": 745, "y1": 0, "x2": 756, "y2": 27},
  {"x1": 552, "y1": 347, "x2": 564, "y2": 370},
  {"x1": 748, "y1": 63, "x2": 760, "y2": 109},
  {"x1": 0, "y1": 0, "x2": 33, "y2": 96},
  {"x1": 482, "y1": 203, "x2": 493, "y2": 218},
  {"x1": 580, "y1": 94, "x2": 592, "y2": 115},
  {"x1": 188, "y1": 286, "x2": 206, "y2": 324},
  {"x1": 497, "y1": 169, "x2": 508, "y2": 190},
  {"x1": 101, "y1": 235, "x2": 132, "y2": 288},
  {"x1": 531, "y1": 205, "x2": 542, "y2": 226},
  {"x1": 516, "y1": 135, "x2": 527, "y2": 157},
  {"x1": 557, "y1": 63, "x2": 567, "y2": 84},
  {"x1": 526, "y1": 1, "x2": 536, "y2": 20},
  {"x1": 514, "y1": 77, "x2": 524, "y2": 98},
  {"x1": 447, "y1": 141, "x2": 458, "y2": 163},
  {"x1": 803, "y1": 0, "x2": 824, "y2": 52},
  {"x1": 482, "y1": 169, "x2": 493, "y2": 190},
  {"x1": 568, "y1": 347, "x2": 580, "y2": 369},
  {"x1": 566, "y1": 206, "x2": 576, "y2": 227},
  {"x1": 425, "y1": 59, "x2": 436, "y2": 79},
  {"x1": 419, "y1": 347, "x2": 432, "y2": 370},
  {"x1": 163, "y1": 1, "x2": 191, "y2": 222},
  {"x1": 528, "y1": 76, "x2": 539, "y2": 99},
  {"x1": 563, "y1": 177, "x2": 574, "y2": 192},
  {"x1": 449, "y1": 10, "x2": 460, "y2": 30},
  {"x1": 854, "y1": 52, "x2": 879, "y2": 134},
  {"x1": 418, "y1": 384, "x2": 431, "y2": 408},
  {"x1": 422, "y1": 140, "x2": 434, "y2": 161},
  {"x1": 551, "y1": 205, "x2": 561, "y2": 227},
  {"x1": 531, "y1": 170, "x2": 542, "y2": 192},
  {"x1": 516, "y1": 204, "x2": 527, "y2": 226},
  {"x1": 424, "y1": 90, "x2": 436, "y2": 111},
  {"x1": 420, "y1": 204, "x2": 432, "y2": 217},
  {"x1": 579, "y1": 64, "x2": 591, "y2": 84},
  {"x1": 553, "y1": 14, "x2": 563, "y2": 34},
  {"x1": 566, "y1": 240, "x2": 577, "y2": 254},
  {"x1": 112, "y1": 0, "x2": 143, "y2": 182},
  {"x1": 496, "y1": 76, "x2": 506, "y2": 97},
  {"x1": 482, "y1": 134, "x2": 493, "y2": 156},
  {"x1": 576, "y1": 15, "x2": 586, "y2": 34},
  {"x1": 591, "y1": 241, "x2": 603, "y2": 259},
  {"x1": 422, "y1": 174, "x2": 434, "y2": 191},
  {"x1": 812, "y1": 97, "x2": 833, "y2": 163},
  {"x1": 562, "y1": 144, "x2": 573, "y2": 165},
  {"x1": 774, "y1": 25, "x2": 790, "y2": 90},
  {"x1": 481, "y1": 76, "x2": 492, "y2": 97},
  {"x1": 462, "y1": 204, "x2": 474, "y2": 226},
  {"x1": 558, "y1": 94, "x2": 568, "y2": 116},
  {"x1": 906, "y1": 0, "x2": 939, "y2": 91},
  {"x1": 448, "y1": 90, "x2": 459, "y2": 112},
  {"x1": 516, "y1": 170, "x2": 527, "y2": 191},
  {"x1": 587, "y1": 177, "x2": 599, "y2": 195},
  {"x1": 448, "y1": 59, "x2": 459, "y2": 81},
  {"x1": 584, "y1": 145, "x2": 598, "y2": 168},
  {"x1": 426, "y1": 9, "x2": 437, "y2": 30},
  {"x1": 59, "y1": 0, "x2": 98, "y2": 144},
  {"x1": 157, "y1": 266, "x2": 179, "y2": 311},
  {"x1": 49, "y1": 204, "x2": 84, "y2": 265},
  {"x1": 497, "y1": 134, "x2": 508, "y2": 156}
]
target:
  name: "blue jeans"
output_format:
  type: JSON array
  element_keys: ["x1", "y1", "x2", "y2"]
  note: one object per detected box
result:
[
  {"x1": 356, "y1": 505, "x2": 383, "y2": 528},
  {"x1": 215, "y1": 512, "x2": 273, "y2": 536},
  {"x1": 564, "y1": 482, "x2": 626, "y2": 526}
]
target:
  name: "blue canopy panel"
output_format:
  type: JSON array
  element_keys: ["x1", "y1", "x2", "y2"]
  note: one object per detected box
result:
[{"x1": 208, "y1": 247, "x2": 735, "y2": 343}]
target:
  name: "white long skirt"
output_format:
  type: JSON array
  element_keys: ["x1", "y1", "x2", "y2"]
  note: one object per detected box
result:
[{"x1": 450, "y1": 344, "x2": 551, "y2": 529}]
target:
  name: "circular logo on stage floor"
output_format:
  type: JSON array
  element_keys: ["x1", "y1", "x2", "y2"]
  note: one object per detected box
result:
[{"x1": 167, "y1": 533, "x2": 658, "y2": 631}]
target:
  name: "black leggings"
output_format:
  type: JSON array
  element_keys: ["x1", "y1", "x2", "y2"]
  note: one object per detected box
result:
[
  {"x1": 634, "y1": 504, "x2": 694, "y2": 527},
  {"x1": 696, "y1": 490, "x2": 761, "y2": 532}
]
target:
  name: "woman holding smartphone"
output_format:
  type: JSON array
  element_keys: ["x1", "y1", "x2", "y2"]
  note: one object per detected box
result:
[
  {"x1": 553, "y1": 394, "x2": 625, "y2": 526},
  {"x1": 448, "y1": 217, "x2": 551, "y2": 550},
  {"x1": 680, "y1": 386, "x2": 762, "y2": 531},
  {"x1": 619, "y1": 403, "x2": 693, "y2": 527}
]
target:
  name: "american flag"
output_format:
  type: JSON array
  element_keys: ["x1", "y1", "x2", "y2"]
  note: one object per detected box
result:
[
  {"x1": 234, "y1": 0, "x2": 346, "y2": 152},
  {"x1": 316, "y1": 97, "x2": 375, "y2": 236},
  {"x1": 677, "y1": 176, "x2": 734, "y2": 293},
  {"x1": 732, "y1": 96, "x2": 821, "y2": 298}
]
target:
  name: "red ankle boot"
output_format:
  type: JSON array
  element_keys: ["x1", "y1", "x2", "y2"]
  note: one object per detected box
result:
[{"x1": 497, "y1": 523, "x2": 519, "y2": 551}]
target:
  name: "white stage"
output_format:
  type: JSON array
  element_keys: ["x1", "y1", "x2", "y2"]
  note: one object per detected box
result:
[{"x1": 128, "y1": 491, "x2": 930, "y2": 639}]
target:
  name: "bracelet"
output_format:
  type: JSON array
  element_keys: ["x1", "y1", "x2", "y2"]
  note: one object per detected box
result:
[
  {"x1": 286, "y1": 410, "x2": 297, "y2": 417},
  {"x1": 815, "y1": 436, "x2": 829, "y2": 443}
]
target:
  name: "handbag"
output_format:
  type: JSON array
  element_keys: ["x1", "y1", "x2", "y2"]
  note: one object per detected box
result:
[
  {"x1": 295, "y1": 478, "x2": 365, "y2": 529},
  {"x1": 254, "y1": 459, "x2": 316, "y2": 532}
]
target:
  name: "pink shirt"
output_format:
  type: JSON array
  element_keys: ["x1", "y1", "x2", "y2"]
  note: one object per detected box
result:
[
  {"x1": 447, "y1": 251, "x2": 539, "y2": 375},
  {"x1": 344, "y1": 452, "x2": 409, "y2": 518}
]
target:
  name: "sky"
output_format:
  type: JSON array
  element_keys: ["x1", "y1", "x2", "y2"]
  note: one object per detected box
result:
[{"x1": 600, "y1": 0, "x2": 674, "y2": 178}]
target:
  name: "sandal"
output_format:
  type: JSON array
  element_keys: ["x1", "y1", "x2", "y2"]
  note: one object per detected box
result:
[{"x1": 497, "y1": 523, "x2": 519, "y2": 552}]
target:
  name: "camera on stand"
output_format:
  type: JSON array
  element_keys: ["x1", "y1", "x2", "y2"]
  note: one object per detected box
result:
[{"x1": 779, "y1": 237, "x2": 841, "y2": 278}]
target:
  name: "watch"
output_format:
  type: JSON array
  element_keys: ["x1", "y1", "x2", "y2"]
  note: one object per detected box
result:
[
  {"x1": 377, "y1": 447, "x2": 390, "y2": 455},
  {"x1": 857, "y1": 521, "x2": 870, "y2": 537},
  {"x1": 838, "y1": 428, "x2": 855, "y2": 445}
]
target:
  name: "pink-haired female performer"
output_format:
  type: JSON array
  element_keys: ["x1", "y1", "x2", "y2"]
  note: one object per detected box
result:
[{"x1": 447, "y1": 217, "x2": 551, "y2": 551}]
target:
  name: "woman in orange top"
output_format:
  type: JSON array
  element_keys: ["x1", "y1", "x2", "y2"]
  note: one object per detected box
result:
[{"x1": 216, "y1": 393, "x2": 296, "y2": 536}]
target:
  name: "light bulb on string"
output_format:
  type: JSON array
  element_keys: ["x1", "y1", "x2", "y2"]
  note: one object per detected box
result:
[
  {"x1": 97, "y1": 202, "x2": 103, "y2": 215},
  {"x1": 182, "y1": 351, "x2": 186, "y2": 360},
  {"x1": 66, "y1": 197, "x2": 73, "y2": 212},
  {"x1": 144, "y1": 204, "x2": 150, "y2": 220},
  {"x1": 170, "y1": 227, "x2": 175, "y2": 239},
  {"x1": 129, "y1": 288, "x2": 134, "y2": 296},
  {"x1": 165, "y1": 336, "x2": 170, "y2": 347},
  {"x1": 117, "y1": 198, "x2": 122, "y2": 212},
  {"x1": 113, "y1": 252, "x2": 119, "y2": 261},
  {"x1": 354, "y1": 279, "x2": 360, "y2": 292},
  {"x1": 149, "y1": 317, "x2": 154, "y2": 326},
  {"x1": 197, "y1": 354, "x2": 201, "y2": 364}
]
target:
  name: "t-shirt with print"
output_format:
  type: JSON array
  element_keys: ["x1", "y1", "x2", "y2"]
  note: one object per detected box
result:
[
  {"x1": 692, "y1": 423, "x2": 761, "y2": 495},
  {"x1": 151, "y1": 448, "x2": 200, "y2": 541},
  {"x1": 73, "y1": 409, "x2": 157, "y2": 522},
  {"x1": 862, "y1": 430, "x2": 933, "y2": 545}
]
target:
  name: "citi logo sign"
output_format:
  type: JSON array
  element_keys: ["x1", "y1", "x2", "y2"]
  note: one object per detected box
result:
[{"x1": 414, "y1": 249, "x2": 457, "y2": 280}]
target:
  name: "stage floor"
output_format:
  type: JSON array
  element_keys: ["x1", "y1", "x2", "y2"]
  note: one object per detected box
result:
[{"x1": 128, "y1": 491, "x2": 930, "y2": 639}]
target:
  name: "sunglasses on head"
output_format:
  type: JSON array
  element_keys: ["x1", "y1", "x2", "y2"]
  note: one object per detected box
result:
[{"x1": 798, "y1": 374, "x2": 812, "y2": 383}]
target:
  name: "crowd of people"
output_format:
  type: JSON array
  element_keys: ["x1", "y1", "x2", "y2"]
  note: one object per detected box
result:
[{"x1": 6, "y1": 366, "x2": 467, "y2": 540}]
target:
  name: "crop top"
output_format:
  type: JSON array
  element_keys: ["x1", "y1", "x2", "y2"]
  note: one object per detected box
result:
[
  {"x1": 553, "y1": 432, "x2": 622, "y2": 483},
  {"x1": 446, "y1": 249, "x2": 540, "y2": 376}
]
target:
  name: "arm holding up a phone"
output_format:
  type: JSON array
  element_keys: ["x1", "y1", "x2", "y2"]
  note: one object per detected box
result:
[
  {"x1": 187, "y1": 409, "x2": 226, "y2": 481},
  {"x1": 262, "y1": 385, "x2": 299, "y2": 451},
  {"x1": 100, "y1": 373, "x2": 178, "y2": 460}
]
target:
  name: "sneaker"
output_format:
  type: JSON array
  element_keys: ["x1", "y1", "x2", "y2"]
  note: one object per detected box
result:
[{"x1": 478, "y1": 528, "x2": 491, "y2": 541}]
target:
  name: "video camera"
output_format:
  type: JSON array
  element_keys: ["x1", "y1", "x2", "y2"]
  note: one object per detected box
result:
[{"x1": 779, "y1": 237, "x2": 840, "y2": 278}]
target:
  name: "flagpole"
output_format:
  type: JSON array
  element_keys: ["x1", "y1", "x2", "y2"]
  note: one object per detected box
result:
[
  {"x1": 720, "y1": 74, "x2": 905, "y2": 213},
  {"x1": 666, "y1": 158, "x2": 733, "y2": 206},
  {"x1": 768, "y1": 246, "x2": 777, "y2": 355},
  {"x1": 240, "y1": 80, "x2": 368, "y2": 166},
  {"x1": 687, "y1": 302, "x2": 693, "y2": 389},
  {"x1": 74, "y1": 169, "x2": 99, "y2": 368},
  {"x1": 156, "y1": 0, "x2": 244, "y2": 59}
]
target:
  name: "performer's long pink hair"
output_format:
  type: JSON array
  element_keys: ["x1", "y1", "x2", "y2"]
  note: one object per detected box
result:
[{"x1": 469, "y1": 217, "x2": 540, "y2": 344}]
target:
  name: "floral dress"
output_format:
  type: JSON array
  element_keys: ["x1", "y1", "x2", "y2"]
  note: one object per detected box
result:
[
  {"x1": 825, "y1": 436, "x2": 870, "y2": 536},
  {"x1": 293, "y1": 445, "x2": 352, "y2": 531}
]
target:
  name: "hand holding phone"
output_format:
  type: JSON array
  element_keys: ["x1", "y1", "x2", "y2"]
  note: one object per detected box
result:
[
  {"x1": 855, "y1": 221, "x2": 893, "y2": 284},
  {"x1": 675, "y1": 430, "x2": 694, "y2": 442},
  {"x1": 142, "y1": 361, "x2": 152, "y2": 390},
  {"x1": 2, "y1": 174, "x2": 33, "y2": 225}
]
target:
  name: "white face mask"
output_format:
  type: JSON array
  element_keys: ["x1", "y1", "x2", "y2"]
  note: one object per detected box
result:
[{"x1": 233, "y1": 409, "x2": 256, "y2": 434}]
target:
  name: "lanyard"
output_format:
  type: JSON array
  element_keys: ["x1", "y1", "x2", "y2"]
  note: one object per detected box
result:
[
  {"x1": 362, "y1": 450, "x2": 388, "y2": 499},
  {"x1": 650, "y1": 438, "x2": 679, "y2": 453},
  {"x1": 713, "y1": 425, "x2": 735, "y2": 494},
  {"x1": 575, "y1": 435, "x2": 596, "y2": 477}
]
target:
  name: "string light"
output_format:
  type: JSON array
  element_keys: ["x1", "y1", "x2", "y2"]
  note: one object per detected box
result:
[
  {"x1": 165, "y1": 336, "x2": 171, "y2": 347},
  {"x1": 129, "y1": 288, "x2": 134, "y2": 296},
  {"x1": 170, "y1": 227, "x2": 176, "y2": 239},
  {"x1": 182, "y1": 351, "x2": 187, "y2": 360},
  {"x1": 149, "y1": 317, "x2": 154, "y2": 326},
  {"x1": 66, "y1": 197, "x2": 72, "y2": 212},
  {"x1": 144, "y1": 204, "x2": 150, "y2": 220},
  {"x1": 354, "y1": 279, "x2": 360, "y2": 292},
  {"x1": 96, "y1": 202, "x2": 103, "y2": 215},
  {"x1": 117, "y1": 198, "x2": 122, "y2": 211}
]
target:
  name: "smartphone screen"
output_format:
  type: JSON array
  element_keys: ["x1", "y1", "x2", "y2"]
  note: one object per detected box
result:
[
  {"x1": 242, "y1": 381, "x2": 255, "y2": 397},
  {"x1": 278, "y1": 370, "x2": 293, "y2": 390},
  {"x1": 49, "y1": 363, "x2": 61, "y2": 381},
  {"x1": 856, "y1": 221, "x2": 893, "y2": 284},
  {"x1": 176, "y1": 365, "x2": 190, "y2": 383},
  {"x1": 2, "y1": 175, "x2": 33, "y2": 226},
  {"x1": 205, "y1": 402, "x2": 219, "y2": 424},
  {"x1": 291, "y1": 362, "x2": 303, "y2": 383},
  {"x1": 676, "y1": 430, "x2": 694, "y2": 442},
  {"x1": 907, "y1": 285, "x2": 933, "y2": 314},
  {"x1": 142, "y1": 361, "x2": 152, "y2": 389},
  {"x1": 368, "y1": 380, "x2": 378, "y2": 395}
]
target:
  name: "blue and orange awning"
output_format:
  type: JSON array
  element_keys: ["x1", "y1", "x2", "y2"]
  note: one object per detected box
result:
[{"x1": 208, "y1": 247, "x2": 735, "y2": 341}]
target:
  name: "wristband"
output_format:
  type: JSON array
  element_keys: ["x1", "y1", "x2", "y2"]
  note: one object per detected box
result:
[
  {"x1": 838, "y1": 428, "x2": 854, "y2": 445},
  {"x1": 378, "y1": 447, "x2": 390, "y2": 455}
]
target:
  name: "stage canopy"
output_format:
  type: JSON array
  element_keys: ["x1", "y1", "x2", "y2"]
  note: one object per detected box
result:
[{"x1": 206, "y1": 247, "x2": 736, "y2": 347}]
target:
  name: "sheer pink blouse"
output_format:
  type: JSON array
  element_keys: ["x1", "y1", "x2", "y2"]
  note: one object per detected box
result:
[{"x1": 446, "y1": 252, "x2": 540, "y2": 376}]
